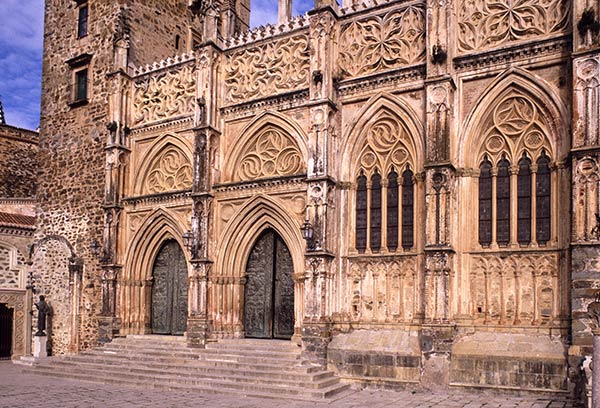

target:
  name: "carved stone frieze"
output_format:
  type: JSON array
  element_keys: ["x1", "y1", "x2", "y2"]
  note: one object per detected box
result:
[
  {"x1": 234, "y1": 127, "x2": 304, "y2": 182},
  {"x1": 573, "y1": 155, "x2": 600, "y2": 242},
  {"x1": 470, "y1": 252, "x2": 559, "y2": 325},
  {"x1": 457, "y1": 0, "x2": 570, "y2": 53},
  {"x1": 143, "y1": 146, "x2": 193, "y2": 194},
  {"x1": 338, "y1": 5, "x2": 426, "y2": 79},
  {"x1": 573, "y1": 57, "x2": 600, "y2": 148},
  {"x1": 224, "y1": 35, "x2": 310, "y2": 104},
  {"x1": 132, "y1": 64, "x2": 196, "y2": 126},
  {"x1": 347, "y1": 256, "x2": 418, "y2": 323}
]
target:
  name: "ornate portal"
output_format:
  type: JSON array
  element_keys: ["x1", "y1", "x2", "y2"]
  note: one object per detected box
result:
[
  {"x1": 244, "y1": 230, "x2": 294, "y2": 339},
  {"x1": 151, "y1": 240, "x2": 188, "y2": 335}
]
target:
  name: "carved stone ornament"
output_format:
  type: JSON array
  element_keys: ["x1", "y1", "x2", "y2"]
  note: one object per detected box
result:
[
  {"x1": 133, "y1": 65, "x2": 196, "y2": 125},
  {"x1": 144, "y1": 146, "x2": 193, "y2": 194},
  {"x1": 358, "y1": 111, "x2": 414, "y2": 174},
  {"x1": 457, "y1": 0, "x2": 570, "y2": 53},
  {"x1": 235, "y1": 127, "x2": 304, "y2": 181},
  {"x1": 338, "y1": 6, "x2": 426, "y2": 78},
  {"x1": 478, "y1": 90, "x2": 551, "y2": 163},
  {"x1": 224, "y1": 35, "x2": 309, "y2": 104}
]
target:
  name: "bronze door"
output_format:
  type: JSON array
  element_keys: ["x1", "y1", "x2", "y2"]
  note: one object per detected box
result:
[
  {"x1": 151, "y1": 240, "x2": 188, "y2": 335},
  {"x1": 244, "y1": 229, "x2": 294, "y2": 339},
  {"x1": 0, "y1": 303, "x2": 13, "y2": 359}
]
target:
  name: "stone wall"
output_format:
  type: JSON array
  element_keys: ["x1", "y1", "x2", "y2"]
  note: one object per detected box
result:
[{"x1": 0, "y1": 125, "x2": 37, "y2": 198}]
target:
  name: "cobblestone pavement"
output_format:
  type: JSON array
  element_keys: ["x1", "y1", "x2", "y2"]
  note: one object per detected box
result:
[{"x1": 0, "y1": 361, "x2": 575, "y2": 408}]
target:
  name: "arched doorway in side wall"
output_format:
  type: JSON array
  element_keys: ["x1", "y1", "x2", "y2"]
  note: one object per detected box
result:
[
  {"x1": 151, "y1": 240, "x2": 188, "y2": 335},
  {"x1": 0, "y1": 303, "x2": 13, "y2": 359},
  {"x1": 244, "y1": 229, "x2": 294, "y2": 340}
]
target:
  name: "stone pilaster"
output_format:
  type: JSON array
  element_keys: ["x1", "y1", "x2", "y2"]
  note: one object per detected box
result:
[
  {"x1": 301, "y1": 6, "x2": 340, "y2": 366},
  {"x1": 570, "y1": 0, "x2": 600, "y2": 397}
]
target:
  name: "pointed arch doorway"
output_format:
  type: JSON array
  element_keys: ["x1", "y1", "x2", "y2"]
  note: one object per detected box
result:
[
  {"x1": 244, "y1": 229, "x2": 294, "y2": 340},
  {"x1": 151, "y1": 240, "x2": 188, "y2": 335}
]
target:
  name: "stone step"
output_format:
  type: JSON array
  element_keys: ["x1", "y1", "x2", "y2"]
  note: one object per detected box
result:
[
  {"x1": 41, "y1": 359, "x2": 338, "y2": 388},
  {"x1": 71, "y1": 352, "x2": 321, "y2": 374},
  {"x1": 24, "y1": 337, "x2": 349, "y2": 400},
  {"x1": 101, "y1": 343, "x2": 301, "y2": 360},
  {"x1": 25, "y1": 365, "x2": 350, "y2": 400},
  {"x1": 87, "y1": 348, "x2": 302, "y2": 366}
]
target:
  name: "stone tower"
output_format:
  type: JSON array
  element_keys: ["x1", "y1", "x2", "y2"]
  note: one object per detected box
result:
[{"x1": 35, "y1": 0, "x2": 248, "y2": 353}]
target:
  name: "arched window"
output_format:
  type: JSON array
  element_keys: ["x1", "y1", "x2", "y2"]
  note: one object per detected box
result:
[
  {"x1": 370, "y1": 172, "x2": 382, "y2": 252},
  {"x1": 401, "y1": 168, "x2": 414, "y2": 249},
  {"x1": 387, "y1": 170, "x2": 399, "y2": 251},
  {"x1": 355, "y1": 173, "x2": 367, "y2": 252},
  {"x1": 496, "y1": 157, "x2": 511, "y2": 246},
  {"x1": 536, "y1": 152, "x2": 551, "y2": 245},
  {"x1": 517, "y1": 155, "x2": 532, "y2": 245},
  {"x1": 478, "y1": 157, "x2": 493, "y2": 246}
]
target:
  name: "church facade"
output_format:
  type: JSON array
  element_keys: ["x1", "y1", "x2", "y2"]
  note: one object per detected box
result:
[{"x1": 17, "y1": 0, "x2": 600, "y2": 400}]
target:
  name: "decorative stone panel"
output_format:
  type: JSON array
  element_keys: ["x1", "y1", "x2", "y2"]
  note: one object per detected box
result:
[
  {"x1": 338, "y1": 5, "x2": 426, "y2": 79},
  {"x1": 456, "y1": 0, "x2": 570, "y2": 53},
  {"x1": 224, "y1": 34, "x2": 310, "y2": 104},
  {"x1": 132, "y1": 64, "x2": 197, "y2": 126},
  {"x1": 142, "y1": 145, "x2": 193, "y2": 194},
  {"x1": 347, "y1": 256, "x2": 418, "y2": 323},
  {"x1": 470, "y1": 252, "x2": 559, "y2": 325},
  {"x1": 0, "y1": 289, "x2": 27, "y2": 358}
]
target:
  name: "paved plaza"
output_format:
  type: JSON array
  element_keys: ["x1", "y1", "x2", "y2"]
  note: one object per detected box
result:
[{"x1": 0, "y1": 361, "x2": 576, "y2": 408}]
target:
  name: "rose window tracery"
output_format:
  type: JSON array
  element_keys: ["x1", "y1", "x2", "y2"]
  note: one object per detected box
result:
[{"x1": 144, "y1": 146, "x2": 193, "y2": 194}]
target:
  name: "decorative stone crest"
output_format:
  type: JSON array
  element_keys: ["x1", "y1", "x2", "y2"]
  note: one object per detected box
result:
[{"x1": 338, "y1": 6, "x2": 426, "y2": 78}]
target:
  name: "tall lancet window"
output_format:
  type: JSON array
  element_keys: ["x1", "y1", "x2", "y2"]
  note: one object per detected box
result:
[
  {"x1": 478, "y1": 157, "x2": 493, "y2": 246},
  {"x1": 536, "y1": 152, "x2": 551, "y2": 245},
  {"x1": 401, "y1": 168, "x2": 414, "y2": 249},
  {"x1": 355, "y1": 172, "x2": 368, "y2": 252},
  {"x1": 517, "y1": 154, "x2": 532, "y2": 245},
  {"x1": 496, "y1": 157, "x2": 511, "y2": 246}
]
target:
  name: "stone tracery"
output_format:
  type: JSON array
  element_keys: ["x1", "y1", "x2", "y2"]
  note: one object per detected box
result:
[
  {"x1": 234, "y1": 127, "x2": 304, "y2": 182},
  {"x1": 143, "y1": 145, "x2": 193, "y2": 194}
]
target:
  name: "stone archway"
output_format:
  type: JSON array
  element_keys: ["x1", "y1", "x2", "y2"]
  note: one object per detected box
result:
[
  {"x1": 244, "y1": 229, "x2": 294, "y2": 339},
  {"x1": 151, "y1": 240, "x2": 188, "y2": 335}
]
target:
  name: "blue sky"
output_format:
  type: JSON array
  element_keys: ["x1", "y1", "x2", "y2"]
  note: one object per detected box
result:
[
  {"x1": 0, "y1": 1, "x2": 312, "y2": 131},
  {"x1": 0, "y1": 0, "x2": 44, "y2": 130}
]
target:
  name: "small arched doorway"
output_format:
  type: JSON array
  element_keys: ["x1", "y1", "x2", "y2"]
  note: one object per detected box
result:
[
  {"x1": 0, "y1": 303, "x2": 13, "y2": 359},
  {"x1": 244, "y1": 229, "x2": 294, "y2": 339},
  {"x1": 151, "y1": 240, "x2": 188, "y2": 335}
]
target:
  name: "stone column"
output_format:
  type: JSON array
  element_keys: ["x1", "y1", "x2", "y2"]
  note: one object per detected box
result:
[
  {"x1": 187, "y1": 47, "x2": 220, "y2": 347},
  {"x1": 301, "y1": 6, "x2": 339, "y2": 367}
]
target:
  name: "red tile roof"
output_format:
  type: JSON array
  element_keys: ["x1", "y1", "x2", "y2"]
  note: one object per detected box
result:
[{"x1": 0, "y1": 211, "x2": 35, "y2": 229}]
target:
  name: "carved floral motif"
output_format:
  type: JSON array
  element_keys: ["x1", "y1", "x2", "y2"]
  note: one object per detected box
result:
[
  {"x1": 224, "y1": 35, "x2": 309, "y2": 104},
  {"x1": 457, "y1": 0, "x2": 570, "y2": 53},
  {"x1": 144, "y1": 146, "x2": 193, "y2": 194},
  {"x1": 235, "y1": 127, "x2": 304, "y2": 181},
  {"x1": 132, "y1": 65, "x2": 196, "y2": 125},
  {"x1": 338, "y1": 6, "x2": 426, "y2": 78}
]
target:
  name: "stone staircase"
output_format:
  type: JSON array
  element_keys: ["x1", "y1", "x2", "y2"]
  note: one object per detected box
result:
[{"x1": 20, "y1": 335, "x2": 350, "y2": 400}]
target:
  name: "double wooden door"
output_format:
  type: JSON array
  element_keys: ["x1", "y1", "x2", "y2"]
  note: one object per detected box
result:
[
  {"x1": 151, "y1": 240, "x2": 188, "y2": 335},
  {"x1": 244, "y1": 230, "x2": 294, "y2": 339}
]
